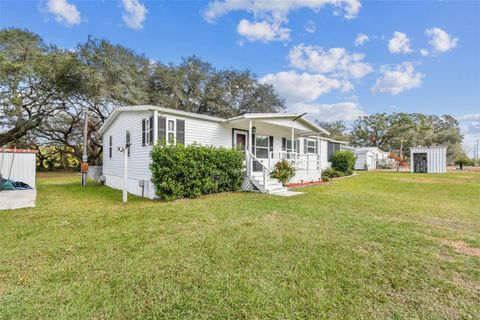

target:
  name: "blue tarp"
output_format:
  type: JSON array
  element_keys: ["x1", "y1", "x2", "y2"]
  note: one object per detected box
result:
[{"x1": 1, "y1": 178, "x2": 32, "y2": 190}]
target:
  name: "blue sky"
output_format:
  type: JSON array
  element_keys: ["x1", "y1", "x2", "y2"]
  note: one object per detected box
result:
[{"x1": 1, "y1": 0, "x2": 479, "y2": 153}]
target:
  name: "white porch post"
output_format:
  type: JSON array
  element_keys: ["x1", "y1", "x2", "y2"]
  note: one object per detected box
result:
[
  {"x1": 317, "y1": 133, "x2": 321, "y2": 173},
  {"x1": 153, "y1": 110, "x2": 158, "y2": 144},
  {"x1": 291, "y1": 126, "x2": 295, "y2": 165},
  {"x1": 122, "y1": 147, "x2": 128, "y2": 203},
  {"x1": 248, "y1": 120, "x2": 253, "y2": 177}
]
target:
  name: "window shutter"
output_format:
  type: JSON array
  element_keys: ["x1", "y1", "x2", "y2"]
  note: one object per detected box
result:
[
  {"x1": 304, "y1": 139, "x2": 307, "y2": 154},
  {"x1": 294, "y1": 140, "x2": 298, "y2": 153},
  {"x1": 251, "y1": 134, "x2": 256, "y2": 152},
  {"x1": 158, "y1": 116, "x2": 166, "y2": 144},
  {"x1": 126, "y1": 131, "x2": 131, "y2": 156},
  {"x1": 142, "y1": 119, "x2": 146, "y2": 146},
  {"x1": 315, "y1": 141, "x2": 318, "y2": 154},
  {"x1": 109, "y1": 136, "x2": 112, "y2": 158},
  {"x1": 176, "y1": 119, "x2": 185, "y2": 145},
  {"x1": 269, "y1": 136, "x2": 273, "y2": 152},
  {"x1": 282, "y1": 138, "x2": 286, "y2": 151},
  {"x1": 149, "y1": 115, "x2": 154, "y2": 145}
]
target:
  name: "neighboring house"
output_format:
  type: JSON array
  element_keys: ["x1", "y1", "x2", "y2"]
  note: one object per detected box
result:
[
  {"x1": 98, "y1": 105, "x2": 338, "y2": 198},
  {"x1": 353, "y1": 147, "x2": 391, "y2": 170}
]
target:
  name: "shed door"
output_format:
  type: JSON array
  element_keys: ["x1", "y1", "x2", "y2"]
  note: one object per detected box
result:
[{"x1": 413, "y1": 153, "x2": 428, "y2": 173}]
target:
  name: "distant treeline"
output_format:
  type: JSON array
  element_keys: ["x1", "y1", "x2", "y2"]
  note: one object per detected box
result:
[{"x1": 318, "y1": 112, "x2": 464, "y2": 163}]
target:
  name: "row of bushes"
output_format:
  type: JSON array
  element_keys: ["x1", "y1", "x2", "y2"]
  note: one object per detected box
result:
[{"x1": 150, "y1": 143, "x2": 244, "y2": 201}]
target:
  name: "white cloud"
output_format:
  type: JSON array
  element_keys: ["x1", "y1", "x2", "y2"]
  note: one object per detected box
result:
[
  {"x1": 388, "y1": 32, "x2": 413, "y2": 54},
  {"x1": 289, "y1": 102, "x2": 365, "y2": 121},
  {"x1": 420, "y1": 48, "x2": 430, "y2": 57},
  {"x1": 203, "y1": 0, "x2": 360, "y2": 42},
  {"x1": 122, "y1": 0, "x2": 147, "y2": 30},
  {"x1": 458, "y1": 114, "x2": 480, "y2": 122},
  {"x1": 425, "y1": 28, "x2": 458, "y2": 53},
  {"x1": 354, "y1": 33, "x2": 369, "y2": 46},
  {"x1": 305, "y1": 21, "x2": 316, "y2": 33},
  {"x1": 288, "y1": 44, "x2": 373, "y2": 79},
  {"x1": 46, "y1": 0, "x2": 81, "y2": 26},
  {"x1": 237, "y1": 19, "x2": 290, "y2": 42},
  {"x1": 371, "y1": 62, "x2": 424, "y2": 95},
  {"x1": 203, "y1": 0, "x2": 361, "y2": 23},
  {"x1": 259, "y1": 71, "x2": 352, "y2": 104},
  {"x1": 457, "y1": 114, "x2": 480, "y2": 154}
]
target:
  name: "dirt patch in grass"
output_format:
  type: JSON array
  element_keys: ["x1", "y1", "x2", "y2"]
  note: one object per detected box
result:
[{"x1": 440, "y1": 239, "x2": 480, "y2": 257}]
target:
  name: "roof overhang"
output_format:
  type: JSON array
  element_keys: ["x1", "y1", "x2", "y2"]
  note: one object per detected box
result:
[
  {"x1": 98, "y1": 105, "x2": 225, "y2": 135},
  {"x1": 99, "y1": 106, "x2": 330, "y2": 136},
  {"x1": 226, "y1": 113, "x2": 330, "y2": 135}
]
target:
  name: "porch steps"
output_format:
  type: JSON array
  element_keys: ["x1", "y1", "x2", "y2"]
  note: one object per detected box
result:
[{"x1": 250, "y1": 173, "x2": 288, "y2": 194}]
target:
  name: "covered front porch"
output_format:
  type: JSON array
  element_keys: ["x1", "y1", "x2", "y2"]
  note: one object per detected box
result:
[{"x1": 226, "y1": 114, "x2": 329, "y2": 193}]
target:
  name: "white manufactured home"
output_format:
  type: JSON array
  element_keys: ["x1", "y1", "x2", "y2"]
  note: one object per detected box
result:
[
  {"x1": 98, "y1": 105, "x2": 341, "y2": 198},
  {"x1": 410, "y1": 146, "x2": 447, "y2": 173}
]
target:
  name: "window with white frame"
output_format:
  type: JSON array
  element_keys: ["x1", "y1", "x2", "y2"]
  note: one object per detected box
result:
[
  {"x1": 142, "y1": 116, "x2": 153, "y2": 146},
  {"x1": 167, "y1": 119, "x2": 175, "y2": 144},
  {"x1": 282, "y1": 138, "x2": 298, "y2": 153},
  {"x1": 306, "y1": 140, "x2": 316, "y2": 154},
  {"x1": 255, "y1": 135, "x2": 269, "y2": 158}
]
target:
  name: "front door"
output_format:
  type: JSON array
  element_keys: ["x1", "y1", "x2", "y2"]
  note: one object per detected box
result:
[{"x1": 233, "y1": 130, "x2": 247, "y2": 151}]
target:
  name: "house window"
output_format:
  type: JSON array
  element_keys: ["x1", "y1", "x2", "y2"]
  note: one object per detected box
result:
[
  {"x1": 282, "y1": 138, "x2": 298, "y2": 153},
  {"x1": 109, "y1": 136, "x2": 112, "y2": 158},
  {"x1": 125, "y1": 131, "x2": 131, "y2": 157},
  {"x1": 253, "y1": 135, "x2": 273, "y2": 158},
  {"x1": 142, "y1": 116, "x2": 154, "y2": 146},
  {"x1": 327, "y1": 142, "x2": 341, "y2": 161},
  {"x1": 255, "y1": 135, "x2": 269, "y2": 158},
  {"x1": 167, "y1": 119, "x2": 175, "y2": 144},
  {"x1": 306, "y1": 140, "x2": 316, "y2": 154}
]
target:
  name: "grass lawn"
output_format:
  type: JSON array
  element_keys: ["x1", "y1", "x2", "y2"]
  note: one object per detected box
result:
[{"x1": 1, "y1": 171, "x2": 479, "y2": 319}]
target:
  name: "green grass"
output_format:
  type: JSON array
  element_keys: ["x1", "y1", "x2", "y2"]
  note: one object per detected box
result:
[{"x1": 1, "y1": 171, "x2": 479, "y2": 319}]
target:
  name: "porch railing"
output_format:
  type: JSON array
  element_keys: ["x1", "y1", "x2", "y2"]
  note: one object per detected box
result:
[
  {"x1": 276, "y1": 152, "x2": 321, "y2": 173},
  {"x1": 247, "y1": 151, "x2": 272, "y2": 193}
]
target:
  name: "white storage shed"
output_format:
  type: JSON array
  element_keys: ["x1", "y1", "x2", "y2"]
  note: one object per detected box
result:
[
  {"x1": 410, "y1": 146, "x2": 447, "y2": 173},
  {"x1": 0, "y1": 149, "x2": 37, "y2": 210},
  {"x1": 354, "y1": 149, "x2": 376, "y2": 171}
]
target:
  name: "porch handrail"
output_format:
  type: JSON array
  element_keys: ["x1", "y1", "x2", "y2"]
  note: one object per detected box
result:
[
  {"x1": 248, "y1": 151, "x2": 272, "y2": 173},
  {"x1": 247, "y1": 151, "x2": 272, "y2": 193}
]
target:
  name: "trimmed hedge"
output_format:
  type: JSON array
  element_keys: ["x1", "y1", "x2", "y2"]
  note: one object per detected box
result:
[
  {"x1": 331, "y1": 150, "x2": 356, "y2": 174},
  {"x1": 150, "y1": 143, "x2": 244, "y2": 201}
]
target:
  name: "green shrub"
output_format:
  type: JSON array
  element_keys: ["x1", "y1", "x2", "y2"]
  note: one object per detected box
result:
[
  {"x1": 321, "y1": 167, "x2": 345, "y2": 180},
  {"x1": 454, "y1": 155, "x2": 475, "y2": 170},
  {"x1": 150, "y1": 143, "x2": 244, "y2": 200},
  {"x1": 331, "y1": 150, "x2": 356, "y2": 174},
  {"x1": 271, "y1": 159, "x2": 296, "y2": 185}
]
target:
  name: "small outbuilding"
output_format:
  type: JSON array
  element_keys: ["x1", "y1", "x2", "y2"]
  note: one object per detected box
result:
[
  {"x1": 0, "y1": 149, "x2": 37, "y2": 210},
  {"x1": 410, "y1": 146, "x2": 447, "y2": 173},
  {"x1": 353, "y1": 147, "x2": 391, "y2": 171}
]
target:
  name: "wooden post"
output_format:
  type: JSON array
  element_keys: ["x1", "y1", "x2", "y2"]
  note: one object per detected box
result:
[{"x1": 81, "y1": 108, "x2": 88, "y2": 187}]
